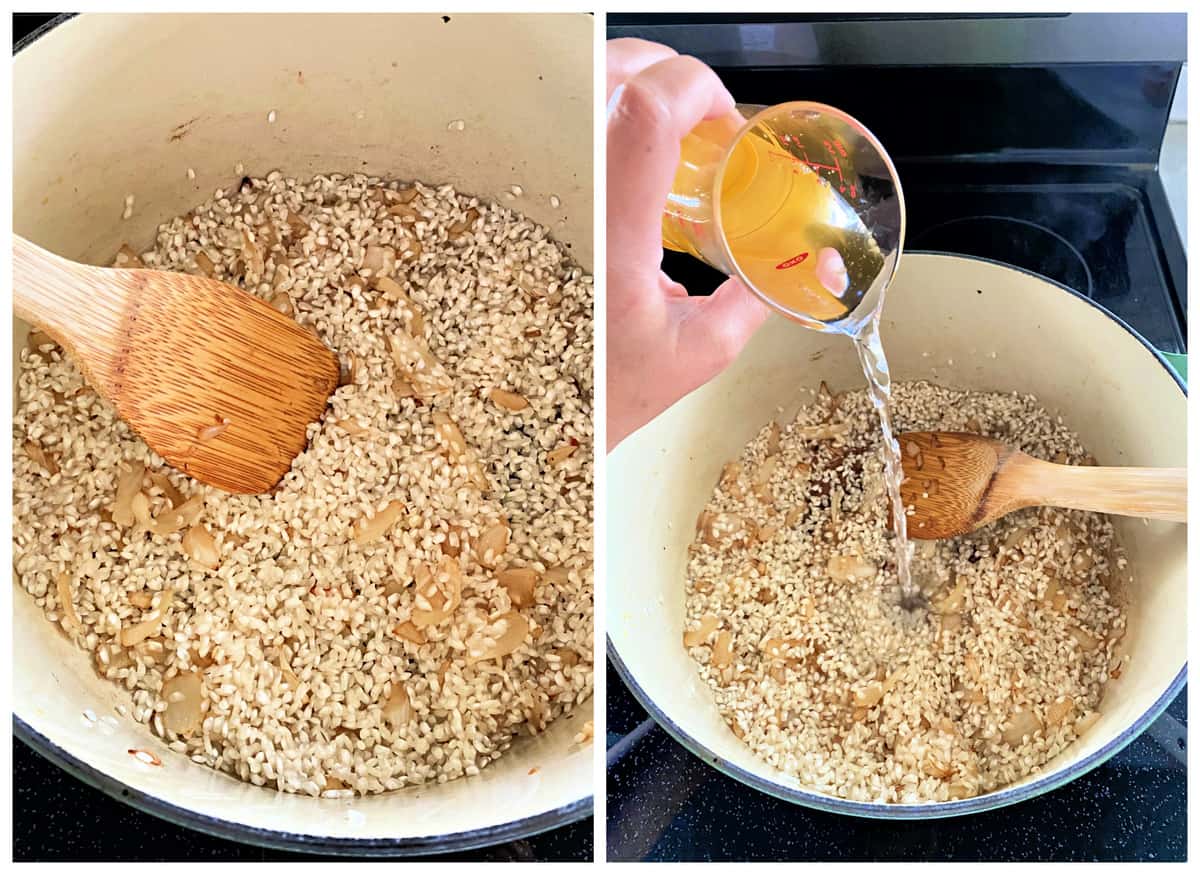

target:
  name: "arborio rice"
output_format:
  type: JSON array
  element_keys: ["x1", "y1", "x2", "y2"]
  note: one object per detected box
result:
[
  {"x1": 684, "y1": 381, "x2": 1128, "y2": 803},
  {"x1": 14, "y1": 172, "x2": 593, "y2": 797}
]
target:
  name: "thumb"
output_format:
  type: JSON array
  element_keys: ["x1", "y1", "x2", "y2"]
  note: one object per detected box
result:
[{"x1": 675, "y1": 277, "x2": 771, "y2": 376}]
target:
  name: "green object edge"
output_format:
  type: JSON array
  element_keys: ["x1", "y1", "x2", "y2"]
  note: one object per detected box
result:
[{"x1": 1160, "y1": 351, "x2": 1187, "y2": 386}]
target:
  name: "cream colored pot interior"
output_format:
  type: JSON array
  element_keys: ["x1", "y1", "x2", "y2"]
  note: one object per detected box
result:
[
  {"x1": 14, "y1": 13, "x2": 593, "y2": 844},
  {"x1": 609, "y1": 254, "x2": 1186, "y2": 810}
]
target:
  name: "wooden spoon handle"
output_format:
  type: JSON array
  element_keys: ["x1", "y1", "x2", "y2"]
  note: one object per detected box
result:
[
  {"x1": 1020, "y1": 457, "x2": 1187, "y2": 522},
  {"x1": 13, "y1": 236, "x2": 124, "y2": 368}
]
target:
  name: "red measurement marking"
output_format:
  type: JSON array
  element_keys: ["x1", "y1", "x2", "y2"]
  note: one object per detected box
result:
[
  {"x1": 775, "y1": 252, "x2": 810, "y2": 270},
  {"x1": 798, "y1": 146, "x2": 839, "y2": 173}
]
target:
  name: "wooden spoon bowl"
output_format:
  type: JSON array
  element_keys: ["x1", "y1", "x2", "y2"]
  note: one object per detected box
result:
[
  {"x1": 15, "y1": 236, "x2": 339, "y2": 494},
  {"x1": 898, "y1": 431, "x2": 1187, "y2": 540}
]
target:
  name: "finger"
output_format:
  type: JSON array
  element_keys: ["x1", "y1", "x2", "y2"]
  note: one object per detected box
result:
[
  {"x1": 816, "y1": 247, "x2": 849, "y2": 295},
  {"x1": 606, "y1": 38, "x2": 676, "y2": 100},
  {"x1": 674, "y1": 276, "x2": 771, "y2": 376},
  {"x1": 607, "y1": 55, "x2": 736, "y2": 282}
]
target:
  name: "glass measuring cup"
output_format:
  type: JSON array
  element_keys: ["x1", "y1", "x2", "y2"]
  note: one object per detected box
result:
[{"x1": 662, "y1": 101, "x2": 905, "y2": 333}]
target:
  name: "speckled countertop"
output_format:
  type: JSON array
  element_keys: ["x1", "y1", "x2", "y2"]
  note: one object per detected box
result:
[{"x1": 607, "y1": 665, "x2": 1186, "y2": 862}]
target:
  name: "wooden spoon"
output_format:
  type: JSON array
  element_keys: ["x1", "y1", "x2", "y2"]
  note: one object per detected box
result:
[
  {"x1": 14, "y1": 236, "x2": 340, "y2": 494},
  {"x1": 897, "y1": 431, "x2": 1187, "y2": 540}
]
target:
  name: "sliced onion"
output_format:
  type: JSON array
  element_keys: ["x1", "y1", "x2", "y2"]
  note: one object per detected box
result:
[
  {"x1": 447, "y1": 208, "x2": 480, "y2": 238},
  {"x1": 490, "y1": 388, "x2": 529, "y2": 411},
  {"x1": 382, "y1": 683, "x2": 413, "y2": 725},
  {"x1": 193, "y1": 250, "x2": 216, "y2": 277},
  {"x1": 182, "y1": 524, "x2": 220, "y2": 569},
  {"x1": 1001, "y1": 707, "x2": 1044, "y2": 746},
  {"x1": 269, "y1": 292, "x2": 294, "y2": 317},
  {"x1": 161, "y1": 671, "x2": 204, "y2": 736},
  {"x1": 553, "y1": 648, "x2": 581, "y2": 667},
  {"x1": 131, "y1": 492, "x2": 153, "y2": 528},
  {"x1": 363, "y1": 244, "x2": 396, "y2": 276},
  {"x1": 498, "y1": 567, "x2": 538, "y2": 608},
  {"x1": 112, "y1": 243, "x2": 143, "y2": 268},
  {"x1": 852, "y1": 684, "x2": 884, "y2": 708},
  {"x1": 152, "y1": 495, "x2": 204, "y2": 537},
  {"x1": 467, "y1": 611, "x2": 529, "y2": 663},
  {"x1": 285, "y1": 212, "x2": 311, "y2": 239},
  {"x1": 112, "y1": 462, "x2": 145, "y2": 526},
  {"x1": 475, "y1": 523, "x2": 510, "y2": 569},
  {"x1": 765, "y1": 421, "x2": 782, "y2": 455},
  {"x1": 23, "y1": 440, "x2": 59, "y2": 475},
  {"x1": 710, "y1": 631, "x2": 733, "y2": 667},
  {"x1": 148, "y1": 472, "x2": 186, "y2": 508},
  {"x1": 826, "y1": 554, "x2": 878, "y2": 583},
  {"x1": 388, "y1": 331, "x2": 451, "y2": 396},
  {"x1": 542, "y1": 566, "x2": 569, "y2": 586},
  {"x1": 393, "y1": 621, "x2": 426, "y2": 645},
  {"x1": 683, "y1": 615, "x2": 720, "y2": 647},
  {"x1": 56, "y1": 573, "x2": 80, "y2": 633},
  {"x1": 280, "y1": 665, "x2": 300, "y2": 689},
  {"x1": 387, "y1": 204, "x2": 420, "y2": 223},
  {"x1": 392, "y1": 186, "x2": 420, "y2": 204},
  {"x1": 241, "y1": 228, "x2": 264, "y2": 279},
  {"x1": 374, "y1": 275, "x2": 410, "y2": 303},
  {"x1": 393, "y1": 376, "x2": 417, "y2": 398},
  {"x1": 333, "y1": 418, "x2": 368, "y2": 436},
  {"x1": 432, "y1": 412, "x2": 468, "y2": 458},
  {"x1": 440, "y1": 524, "x2": 467, "y2": 558},
  {"x1": 932, "y1": 576, "x2": 967, "y2": 613},
  {"x1": 760, "y1": 637, "x2": 804, "y2": 660},
  {"x1": 1070, "y1": 625, "x2": 1101, "y2": 652},
  {"x1": 1046, "y1": 696, "x2": 1076, "y2": 727},
  {"x1": 547, "y1": 444, "x2": 577, "y2": 466},
  {"x1": 352, "y1": 499, "x2": 405, "y2": 545},
  {"x1": 120, "y1": 588, "x2": 174, "y2": 646}
]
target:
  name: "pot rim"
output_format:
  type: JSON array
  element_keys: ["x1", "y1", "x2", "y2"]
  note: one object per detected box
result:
[
  {"x1": 12, "y1": 10, "x2": 592, "y2": 854},
  {"x1": 608, "y1": 251, "x2": 1187, "y2": 820}
]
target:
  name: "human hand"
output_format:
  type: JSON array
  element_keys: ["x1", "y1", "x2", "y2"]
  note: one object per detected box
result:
[{"x1": 606, "y1": 38, "x2": 770, "y2": 451}]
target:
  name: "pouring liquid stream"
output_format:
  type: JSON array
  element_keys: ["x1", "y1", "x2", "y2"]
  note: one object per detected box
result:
[
  {"x1": 853, "y1": 317, "x2": 918, "y2": 608},
  {"x1": 667, "y1": 110, "x2": 918, "y2": 606},
  {"x1": 713, "y1": 143, "x2": 918, "y2": 607}
]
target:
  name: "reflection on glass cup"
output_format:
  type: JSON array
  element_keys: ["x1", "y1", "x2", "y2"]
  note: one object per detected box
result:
[{"x1": 662, "y1": 101, "x2": 905, "y2": 333}]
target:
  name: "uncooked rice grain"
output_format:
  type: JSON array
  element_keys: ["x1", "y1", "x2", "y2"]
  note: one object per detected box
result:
[
  {"x1": 14, "y1": 171, "x2": 593, "y2": 797},
  {"x1": 684, "y1": 381, "x2": 1127, "y2": 803}
]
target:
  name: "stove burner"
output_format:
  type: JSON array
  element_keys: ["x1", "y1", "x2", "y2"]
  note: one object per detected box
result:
[{"x1": 909, "y1": 215, "x2": 1094, "y2": 298}]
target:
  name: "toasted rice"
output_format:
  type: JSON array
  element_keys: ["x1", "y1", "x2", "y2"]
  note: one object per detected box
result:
[
  {"x1": 14, "y1": 171, "x2": 593, "y2": 796},
  {"x1": 684, "y1": 381, "x2": 1127, "y2": 803}
]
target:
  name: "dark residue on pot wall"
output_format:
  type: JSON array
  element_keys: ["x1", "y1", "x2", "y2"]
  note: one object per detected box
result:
[{"x1": 168, "y1": 117, "x2": 201, "y2": 143}]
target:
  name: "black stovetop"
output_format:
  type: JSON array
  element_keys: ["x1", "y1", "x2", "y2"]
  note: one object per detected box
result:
[
  {"x1": 607, "y1": 666, "x2": 1187, "y2": 862},
  {"x1": 607, "y1": 13, "x2": 1187, "y2": 863}
]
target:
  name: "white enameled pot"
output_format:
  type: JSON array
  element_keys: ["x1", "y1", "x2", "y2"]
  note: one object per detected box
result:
[
  {"x1": 13, "y1": 13, "x2": 593, "y2": 853},
  {"x1": 608, "y1": 253, "x2": 1186, "y2": 818}
]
